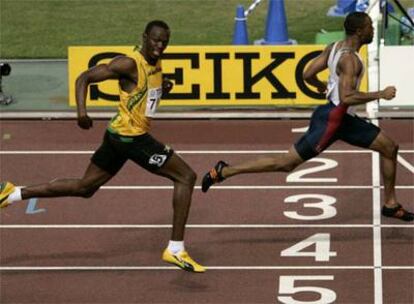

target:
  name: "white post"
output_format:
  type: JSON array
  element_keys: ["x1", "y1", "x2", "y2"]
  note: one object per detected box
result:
[{"x1": 366, "y1": 0, "x2": 381, "y2": 118}]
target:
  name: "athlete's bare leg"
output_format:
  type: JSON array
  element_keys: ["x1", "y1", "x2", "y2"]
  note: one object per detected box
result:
[
  {"x1": 222, "y1": 146, "x2": 305, "y2": 179},
  {"x1": 155, "y1": 153, "x2": 197, "y2": 241},
  {"x1": 21, "y1": 162, "x2": 113, "y2": 199},
  {"x1": 369, "y1": 131, "x2": 399, "y2": 207}
]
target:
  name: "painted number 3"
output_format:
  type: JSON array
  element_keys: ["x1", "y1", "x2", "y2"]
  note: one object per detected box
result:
[{"x1": 284, "y1": 194, "x2": 337, "y2": 220}]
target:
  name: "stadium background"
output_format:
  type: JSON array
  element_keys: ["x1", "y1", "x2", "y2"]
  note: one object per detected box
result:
[
  {"x1": 0, "y1": 1, "x2": 413, "y2": 304},
  {"x1": 1, "y1": 0, "x2": 412, "y2": 114}
]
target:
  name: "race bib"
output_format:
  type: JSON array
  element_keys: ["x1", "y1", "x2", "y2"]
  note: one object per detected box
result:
[{"x1": 146, "y1": 87, "x2": 162, "y2": 117}]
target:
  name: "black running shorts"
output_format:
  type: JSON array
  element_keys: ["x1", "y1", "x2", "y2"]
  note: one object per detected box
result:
[
  {"x1": 91, "y1": 130, "x2": 174, "y2": 175},
  {"x1": 295, "y1": 103, "x2": 381, "y2": 161}
]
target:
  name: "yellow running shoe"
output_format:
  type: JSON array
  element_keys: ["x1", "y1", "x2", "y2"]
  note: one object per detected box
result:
[
  {"x1": 0, "y1": 182, "x2": 15, "y2": 208},
  {"x1": 162, "y1": 249, "x2": 206, "y2": 273}
]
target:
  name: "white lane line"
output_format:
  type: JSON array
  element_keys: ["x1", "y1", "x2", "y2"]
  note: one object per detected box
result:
[
  {"x1": 0, "y1": 266, "x2": 413, "y2": 271},
  {"x1": 14, "y1": 185, "x2": 414, "y2": 190},
  {"x1": 372, "y1": 120, "x2": 383, "y2": 304},
  {"x1": 1, "y1": 150, "x2": 413, "y2": 154},
  {"x1": 0, "y1": 224, "x2": 412, "y2": 229},
  {"x1": 103, "y1": 185, "x2": 373, "y2": 190},
  {"x1": 397, "y1": 155, "x2": 414, "y2": 173},
  {"x1": 101, "y1": 185, "x2": 413, "y2": 190}
]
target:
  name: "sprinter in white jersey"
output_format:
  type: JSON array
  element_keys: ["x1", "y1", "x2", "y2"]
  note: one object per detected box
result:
[{"x1": 201, "y1": 12, "x2": 413, "y2": 221}]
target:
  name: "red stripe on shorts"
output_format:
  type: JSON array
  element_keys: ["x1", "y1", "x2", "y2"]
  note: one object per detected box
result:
[{"x1": 315, "y1": 103, "x2": 348, "y2": 153}]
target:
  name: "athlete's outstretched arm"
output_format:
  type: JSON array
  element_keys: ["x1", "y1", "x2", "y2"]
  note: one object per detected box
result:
[
  {"x1": 338, "y1": 53, "x2": 396, "y2": 106},
  {"x1": 75, "y1": 56, "x2": 136, "y2": 129},
  {"x1": 303, "y1": 44, "x2": 332, "y2": 94}
]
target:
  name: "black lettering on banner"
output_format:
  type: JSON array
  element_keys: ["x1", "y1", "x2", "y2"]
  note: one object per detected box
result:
[
  {"x1": 295, "y1": 50, "x2": 325, "y2": 99},
  {"x1": 161, "y1": 53, "x2": 200, "y2": 100},
  {"x1": 235, "y1": 52, "x2": 296, "y2": 99},
  {"x1": 205, "y1": 53, "x2": 231, "y2": 99},
  {"x1": 88, "y1": 52, "x2": 125, "y2": 102}
]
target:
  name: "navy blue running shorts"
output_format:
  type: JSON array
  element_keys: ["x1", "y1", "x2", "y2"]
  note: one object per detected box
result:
[
  {"x1": 91, "y1": 130, "x2": 174, "y2": 175},
  {"x1": 294, "y1": 102, "x2": 380, "y2": 161}
]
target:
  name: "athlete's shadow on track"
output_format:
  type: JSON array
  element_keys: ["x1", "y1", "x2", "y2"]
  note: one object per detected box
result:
[
  {"x1": 383, "y1": 228, "x2": 413, "y2": 242},
  {"x1": 168, "y1": 273, "x2": 210, "y2": 292},
  {"x1": 0, "y1": 229, "x2": 165, "y2": 265}
]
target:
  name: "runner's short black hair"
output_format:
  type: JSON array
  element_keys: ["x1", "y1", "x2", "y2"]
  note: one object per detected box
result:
[
  {"x1": 145, "y1": 20, "x2": 170, "y2": 34},
  {"x1": 344, "y1": 12, "x2": 369, "y2": 35}
]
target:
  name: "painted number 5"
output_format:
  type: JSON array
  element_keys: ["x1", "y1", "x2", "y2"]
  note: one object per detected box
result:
[
  {"x1": 284, "y1": 194, "x2": 337, "y2": 221},
  {"x1": 278, "y1": 276, "x2": 336, "y2": 304}
]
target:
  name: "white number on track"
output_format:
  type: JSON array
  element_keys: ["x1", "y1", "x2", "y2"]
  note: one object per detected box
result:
[
  {"x1": 284, "y1": 194, "x2": 337, "y2": 220},
  {"x1": 280, "y1": 233, "x2": 336, "y2": 262},
  {"x1": 278, "y1": 275, "x2": 336, "y2": 304},
  {"x1": 286, "y1": 158, "x2": 338, "y2": 183}
]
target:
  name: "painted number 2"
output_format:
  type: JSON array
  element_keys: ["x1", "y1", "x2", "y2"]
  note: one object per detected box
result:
[{"x1": 286, "y1": 158, "x2": 338, "y2": 183}]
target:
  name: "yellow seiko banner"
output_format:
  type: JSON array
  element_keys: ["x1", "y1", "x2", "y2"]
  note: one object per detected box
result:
[{"x1": 68, "y1": 45, "x2": 367, "y2": 107}]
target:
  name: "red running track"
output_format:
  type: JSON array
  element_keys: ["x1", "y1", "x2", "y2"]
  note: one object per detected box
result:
[{"x1": 0, "y1": 119, "x2": 413, "y2": 304}]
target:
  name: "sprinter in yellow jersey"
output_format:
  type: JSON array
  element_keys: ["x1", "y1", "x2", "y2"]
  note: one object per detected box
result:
[{"x1": 0, "y1": 20, "x2": 205, "y2": 272}]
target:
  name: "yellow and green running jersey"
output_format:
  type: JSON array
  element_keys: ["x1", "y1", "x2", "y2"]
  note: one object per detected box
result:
[{"x1": 108, "y1": 51, "x2": 163, "y2": 136}]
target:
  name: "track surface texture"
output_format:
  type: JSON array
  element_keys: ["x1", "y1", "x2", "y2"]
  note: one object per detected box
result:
[{"x1": 0, "y1": 119, "x2": 413, "y2": 304}]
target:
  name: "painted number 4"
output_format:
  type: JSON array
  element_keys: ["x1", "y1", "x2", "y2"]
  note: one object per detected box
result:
[{"x1": 281, "y1": 233, "x2": 336, "y2": 262}]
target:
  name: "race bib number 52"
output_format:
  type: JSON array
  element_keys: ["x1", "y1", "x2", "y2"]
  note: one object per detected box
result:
[{"x1": 146, "y1": 87, "x2": 162, "y2": 117}]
